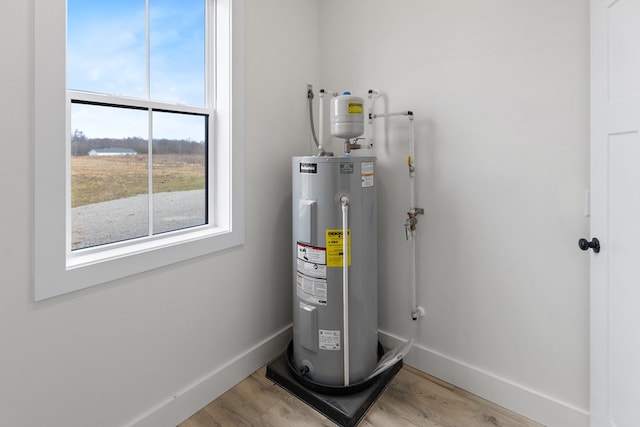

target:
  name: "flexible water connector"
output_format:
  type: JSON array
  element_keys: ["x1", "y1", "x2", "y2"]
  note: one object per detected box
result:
[
  {"x1": 307, "y1": 85, "x2": 323, "y2": 156},
  {"x1": 340, "y1": 194, "x2": 350, "y2": 386}
]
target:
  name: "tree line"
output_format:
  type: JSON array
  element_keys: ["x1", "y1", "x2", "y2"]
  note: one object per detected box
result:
[{"x1": 71, "y1": 130, "x2": 205, "y2": 156}]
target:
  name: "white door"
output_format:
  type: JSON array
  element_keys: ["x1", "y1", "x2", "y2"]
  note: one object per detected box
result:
[{"x1": 591, "y1": 1, "x2": 640, "y2": 426}]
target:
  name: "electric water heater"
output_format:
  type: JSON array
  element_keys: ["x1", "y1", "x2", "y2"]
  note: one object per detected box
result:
[{"x1": 291, "y1": 155, "x2": 377, "y2": 386}]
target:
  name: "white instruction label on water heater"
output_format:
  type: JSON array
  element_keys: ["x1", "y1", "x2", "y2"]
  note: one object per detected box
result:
[
  {"x1": 297, "y1": 258, "x2": 326, "y2": 279},
  {"x1": 297, "y1": 243, "x2": 326, "y2": 265},
  {"x1": 296, "y1": 273, "x2": 327, "y2": 306},
  {"x1": 319, "y1": 329, "x2": 341, "y2": 351},
  {"x1": 361, "y1": 161, "x2": 374, "y2": 188}
]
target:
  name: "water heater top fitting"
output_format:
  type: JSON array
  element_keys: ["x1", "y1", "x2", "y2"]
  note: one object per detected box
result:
[{"x1": 330, "y1": 92, "x2": 364, "y2": 139}]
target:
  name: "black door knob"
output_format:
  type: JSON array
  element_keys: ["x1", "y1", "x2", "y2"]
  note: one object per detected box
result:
[{"x1": 578, "y1": 237, "x2": 600, "y2": 253}]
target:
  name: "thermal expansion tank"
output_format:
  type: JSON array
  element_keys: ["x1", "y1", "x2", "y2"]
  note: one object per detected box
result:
[{"x1": 292, "y1": 155, "x2": 378, "y2": 386}]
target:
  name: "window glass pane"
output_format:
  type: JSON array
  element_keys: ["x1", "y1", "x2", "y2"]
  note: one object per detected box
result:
[
  {"x1": 152, "y1": 111, "x2": 207, "y2": 234},
  {"x1": 150, "y1": 0, "x2": 206, "y2": 105},
  {"x1": 67, "y1": 0, "x2": 146, "y2": 97},
  {"x1": 71, "y1": 103, "x2": 150, "y2": 250}
]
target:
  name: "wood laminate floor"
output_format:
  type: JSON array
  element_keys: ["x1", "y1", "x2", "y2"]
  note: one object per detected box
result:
[{"x1": 179, "y1": 364, "x2": 544, "y2": 427}]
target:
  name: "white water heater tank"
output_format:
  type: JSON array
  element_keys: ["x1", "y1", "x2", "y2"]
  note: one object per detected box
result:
[{"x1": 330, "y1": 92, "x2": 364, "y2": 139}]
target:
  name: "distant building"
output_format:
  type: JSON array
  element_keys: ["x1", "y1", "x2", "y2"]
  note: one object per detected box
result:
[{"x1": 88, "y1": 147, "x2": 138, "y2": 156}]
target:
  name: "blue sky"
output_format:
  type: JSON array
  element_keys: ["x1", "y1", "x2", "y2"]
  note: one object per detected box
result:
[{"x1": 67, "y1": 0, "x2": 206, "y2": 140}]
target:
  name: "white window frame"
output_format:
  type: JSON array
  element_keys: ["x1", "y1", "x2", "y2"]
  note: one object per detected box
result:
[{"x1": 34, "y1": 0, "x2": 244, "y2": 301}]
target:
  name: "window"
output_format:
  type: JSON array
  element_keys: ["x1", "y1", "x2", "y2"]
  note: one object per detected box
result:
[
  {"x1": 34, "y1": 0, "x2": 244, "y2": 301},
  {"x1": 67, "y1": 1, "x2": 209, "y2": 250}
]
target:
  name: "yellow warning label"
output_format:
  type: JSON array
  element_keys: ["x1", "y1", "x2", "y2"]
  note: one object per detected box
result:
[
  {"x1": 348, "y1": 103, "x2": 363, "y2": 114},
  {"x1": 326, "y1": 229, "x2": 351, "y2": 267}
]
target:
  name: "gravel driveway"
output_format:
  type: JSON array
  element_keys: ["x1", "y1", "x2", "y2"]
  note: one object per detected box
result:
[{"x1": 72, "y1": 189, "x2": 206, "y2": 250}]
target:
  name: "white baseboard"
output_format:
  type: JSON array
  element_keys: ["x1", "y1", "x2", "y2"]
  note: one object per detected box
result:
[
  {"x1": 378, "y1": 330, "x2": 589, "y2": 427},
  {"x1": 125, "y1": 324, "x2": 292, "y2": 427},
  {"x1": 123, "y1": 326, "x2": 587, "y2": 427}
]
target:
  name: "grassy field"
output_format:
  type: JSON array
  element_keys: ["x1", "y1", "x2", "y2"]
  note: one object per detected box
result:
[{"x1": 71, "y1": 154, "x2": 205, "y2": 207}]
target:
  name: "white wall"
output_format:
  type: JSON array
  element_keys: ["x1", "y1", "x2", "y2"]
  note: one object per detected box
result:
[
  {"x1": 0, "y1": 1, "x2": 318, "y2": 426},
  {"x1": 318, "y1": 1, "x2": 590, "y2": 425}
]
